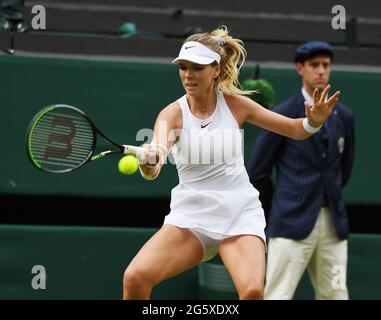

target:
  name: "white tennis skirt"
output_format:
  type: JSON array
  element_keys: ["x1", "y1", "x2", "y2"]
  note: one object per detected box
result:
[{"x1": 163, "y1": 183, "x2": 267, "y2": 242}]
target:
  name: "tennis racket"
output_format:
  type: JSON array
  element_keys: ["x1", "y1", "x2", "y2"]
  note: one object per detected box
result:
[{"x1": 25, "y1": 104, "x2": 143, "y2": 173}]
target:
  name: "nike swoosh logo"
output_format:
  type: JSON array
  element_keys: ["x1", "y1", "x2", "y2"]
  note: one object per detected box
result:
[
  {"x1": 201, "y1": 122, "x2": 210, "y2": 128},
  {"x1": 185, "y1": 46, "x2": 196, "y2": 50}
]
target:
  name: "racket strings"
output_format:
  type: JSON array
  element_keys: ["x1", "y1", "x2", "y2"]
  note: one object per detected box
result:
[{"x1": 29, "y1": 109, "x2": 94, "y2": 172}]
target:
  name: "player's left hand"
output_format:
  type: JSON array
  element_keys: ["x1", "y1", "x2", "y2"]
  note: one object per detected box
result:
[{"x1": 305, "y1": 85, "x2": 340, "y2": 127}]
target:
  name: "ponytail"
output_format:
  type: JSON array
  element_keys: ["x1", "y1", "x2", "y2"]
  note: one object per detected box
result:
[{"x1": 185, "y1": 26, "x2": 251, "y2": 96}]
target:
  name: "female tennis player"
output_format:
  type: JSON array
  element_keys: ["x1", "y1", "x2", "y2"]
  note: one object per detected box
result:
[{"x1": 123, "y1": 26, "x2": 340, "y2": 300}]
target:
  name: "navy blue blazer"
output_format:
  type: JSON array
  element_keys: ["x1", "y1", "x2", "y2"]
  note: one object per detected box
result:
[{"x1": 247, "y1": 92, "x2": 355, "y2": 240}]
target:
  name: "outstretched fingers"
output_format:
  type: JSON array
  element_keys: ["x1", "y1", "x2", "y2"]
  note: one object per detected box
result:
[
  {"x1": 319, "y1": 85, "x2": 331, "y2": 103},
  {"x1": 327, "y1": 90, "x2": 341, "y2": 110},
  {"x1": 312, "y1": 88, "x2": 319, "y2": 107}
]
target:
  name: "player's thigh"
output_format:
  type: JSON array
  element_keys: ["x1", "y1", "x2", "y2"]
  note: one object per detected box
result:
[
  {"x1": 125, "y1": 224, "x2": 203, "y2": 285},
  {"x1": 219, "y1": 235, "x2": 266, "y2": 291}
]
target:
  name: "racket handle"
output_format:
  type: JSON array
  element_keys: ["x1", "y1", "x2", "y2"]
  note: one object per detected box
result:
[{"x1": 123, "y1": 145, "x2": 144, "y2": 156}]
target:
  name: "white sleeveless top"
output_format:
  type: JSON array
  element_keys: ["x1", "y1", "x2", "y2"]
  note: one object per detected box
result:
[{"x1": 164, "y1": 91, "x2": 266, "y2": 241}]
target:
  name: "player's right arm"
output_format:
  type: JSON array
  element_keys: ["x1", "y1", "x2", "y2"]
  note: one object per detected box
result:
[{"x1": 138, "y1": 102, "x2": 182, "y2": 180}]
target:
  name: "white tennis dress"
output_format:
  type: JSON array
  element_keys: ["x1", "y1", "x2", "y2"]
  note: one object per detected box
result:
[{"x1": 164, "y1": 91, "x2": 266, "y2": 245}]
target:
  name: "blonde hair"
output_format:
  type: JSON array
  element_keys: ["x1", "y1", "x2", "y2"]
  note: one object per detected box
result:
[{"x1": 185, "y1": 26, "x2": 250, "y2": 96}]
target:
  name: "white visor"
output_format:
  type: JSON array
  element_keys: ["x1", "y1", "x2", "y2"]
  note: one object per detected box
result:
[{"x1": 172, "y1": 41, "x2": 221, "y2": 65}]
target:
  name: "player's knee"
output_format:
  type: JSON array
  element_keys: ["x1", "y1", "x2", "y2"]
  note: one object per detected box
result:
[
  {"x1": 239, "y1": 283, "x2": 264, "y2": 300},
  {"x1": 123, "y1": 267, "x2": 151, "y2": 292}
]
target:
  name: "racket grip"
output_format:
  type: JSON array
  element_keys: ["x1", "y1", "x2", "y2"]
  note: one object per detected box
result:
[{"x1": 123, "y1": 145, "x2": 144, "y2": 156}]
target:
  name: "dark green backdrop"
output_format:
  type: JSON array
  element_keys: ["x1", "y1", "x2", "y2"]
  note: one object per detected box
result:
[
  {"x1": 0, "y1": 225, "x2": 380, "y2": 299},
  {"x1": 0, "y1": 55, "x2": 379, "y2": 203}
]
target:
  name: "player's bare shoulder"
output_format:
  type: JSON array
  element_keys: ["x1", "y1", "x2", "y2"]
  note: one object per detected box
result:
[
  {"x1": 223, "y1": 93, "x2": 253, "y2": 127},
  {"x1": 157, "y1": 101, "x2": 183, "y2": 130}
]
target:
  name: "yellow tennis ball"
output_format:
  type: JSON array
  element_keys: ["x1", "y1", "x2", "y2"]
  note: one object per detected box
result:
[{"x1": 118, "y1": 155, "x2": 139, "y2": 175}]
